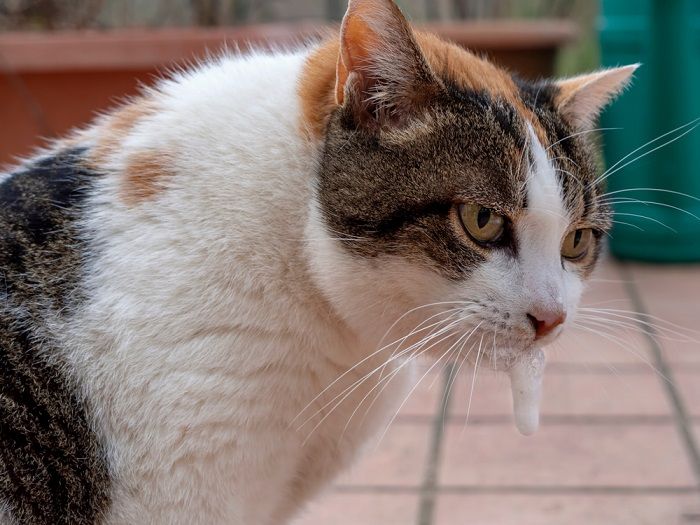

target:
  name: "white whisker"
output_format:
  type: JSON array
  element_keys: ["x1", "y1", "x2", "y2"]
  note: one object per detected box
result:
[
  {"x1": 591, "y1": 117, "x2": 700, "y2": 187},
  {"x1": 593, "y1": 120, "x2": 700, "y2": 187}
]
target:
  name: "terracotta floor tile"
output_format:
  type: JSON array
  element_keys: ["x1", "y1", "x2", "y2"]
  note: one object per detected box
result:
[
  {"x1": 439, "y1": 424, "x2": 694, "y2": 487},
  {"x1": 433, "y1": 494, "x2": 700, "y2": 525},
  {"x1": 447, "y1": 367, "x2": 672, "y2": 419},
  {"x1": 627, "y1": 264, "x2": 700, "y2": 364},
  {"x1": 668, "y1": 371, "x2": 700, "y2": 418},
  {"x1": 295, "y1": 493, "x2": 418, "y2": 525},
  {"x1": 335, "y1": 423, "x2": 430, "y2": 487}
]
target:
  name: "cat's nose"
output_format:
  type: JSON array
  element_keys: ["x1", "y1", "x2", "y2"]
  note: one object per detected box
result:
[{"x1": 526, "y1": 308, "x2": 566, "y2": 340}]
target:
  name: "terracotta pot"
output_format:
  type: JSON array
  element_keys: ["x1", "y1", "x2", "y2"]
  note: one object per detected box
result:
[{"x1": 0, "y1": 21, "x2": 575, "y2": 166}]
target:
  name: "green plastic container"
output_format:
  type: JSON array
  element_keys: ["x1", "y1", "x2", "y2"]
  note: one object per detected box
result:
[{"x1": 599, "y1": 0, "x2": 700, "y2": 262}]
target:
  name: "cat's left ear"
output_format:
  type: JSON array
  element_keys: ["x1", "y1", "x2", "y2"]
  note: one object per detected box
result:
[
  {"x1": 335, "y1": 0, "x2": 442, "y2": 129},
  {"x1": 554, "y1": 64, "x2": 640, "y2": 129}
]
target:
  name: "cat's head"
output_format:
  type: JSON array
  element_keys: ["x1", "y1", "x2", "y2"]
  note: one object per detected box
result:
[{"x1": 304, "y1": 0, "x2": 636, "y2": 368}]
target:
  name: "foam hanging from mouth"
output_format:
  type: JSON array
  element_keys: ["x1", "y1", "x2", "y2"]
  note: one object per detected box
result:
[{"x1": 507, "y1": 347, "x2": 545, "y2": 436}]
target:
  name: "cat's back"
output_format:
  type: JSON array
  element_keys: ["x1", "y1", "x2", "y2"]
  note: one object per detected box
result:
[{"x1": 0, "y1": 46, "x2": 327, "y2": 525}]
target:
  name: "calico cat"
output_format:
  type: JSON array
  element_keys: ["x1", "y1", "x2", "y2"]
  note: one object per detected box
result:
[{"x1": 0, "y1": 0, "x2": 636, "y2": 523}]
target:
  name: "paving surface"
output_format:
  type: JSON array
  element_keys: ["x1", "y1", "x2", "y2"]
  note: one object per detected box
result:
[{"x1": 294, "y1": 259, "x2": 700, "y2": 525}]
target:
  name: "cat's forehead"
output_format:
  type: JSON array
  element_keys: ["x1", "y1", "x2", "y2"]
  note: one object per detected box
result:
[
  {"x1": 415, "y1": 36, "x2": 601, "y2": 220},
  {"x1": 414, "y1": 32, "x2": 548, "y2": 140}
]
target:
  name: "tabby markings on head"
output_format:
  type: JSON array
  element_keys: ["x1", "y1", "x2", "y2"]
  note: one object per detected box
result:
[{"x1": 299, "y1": 0, "x2": 632, "y2": 279}]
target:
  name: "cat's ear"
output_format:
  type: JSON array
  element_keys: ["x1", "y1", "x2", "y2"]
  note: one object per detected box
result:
[
  {"x1": 335, "y1": 0, "x2": 441, "y2": 129},
  {"x1": 554, "y1": 64, "x2": 639, "y2": 129}
]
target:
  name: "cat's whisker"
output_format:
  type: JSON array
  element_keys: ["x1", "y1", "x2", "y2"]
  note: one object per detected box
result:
[
  {"x1": 571, "y1": 322, "x2": 672, "y2": 385},
  {"x1": 378, "y1": 305, "x2": 465, "y2": 353},
  {"x1": 445, "y1": 338, "x2": 481, "y2": 426},
  {"x1": 373, "y1": 323, "x2": 480, "y2": 449},
  {"x1": 290, "y1": 303, "x2": 468, "y2": 426},
  {"x1": 462, "y1": 333, "x2": 485, "y2": 436},
  {"x1": 610, "y1": 212, "x2": 677, "y2": 232},
  {"x1": 341, "y1": 317, "x2": 479, "y2": 436},
  {"x1": 601, "y1": 187, "x2": 700, "y2": 204},
  {"x1": 577, "y1": 306, "x2": 700, "y2": 337},
  {"x1": 297, "y1": 315, "x2": 467, "y2": 436},
  {"x1": 295, "y1": 322, "x2": 458, "y2": 433},
  {"x1": 441, "y1": 333, "x2": 481, "y2": 424},
  {"x1": 303, "y1": 322, "x2": 464, "y2": 444},
  {"x1": 302, "y1": 237, "x2": 371, "y2": 243},
  {"x1": 374, "y1": 301, "x2": 476, "y2": 360},
  {"x1": 579, "y1": 298, "x2": 631, "y2": 309},
  {"x1": 373, "y1": 325, "x2": 477, "y2": 432},
  {"x1": 544, "y1": 127, "x2": 621, "y2": 153},
  {"x1": 573, "y1": 321, "x2": 667, "y2": 378},
  {"x1": 353, "y1": 336, "x2": 459, "y2": 433},
  {"x1": 377, "y1": 307, "x2": 473, "y2": 381},
  {"x1": 325, "y1": 227, "x2": 372, "y2": 241},
  {"x1": 576, "y1": 309, "x2": 700, "y2": 344},
  {"x1": 610, "y1": 219, "x2": 644, "y2": 231},
  {"x1": 549, "y1": 155, "x2": 581, "y2": 169},
  {"x1": 592, "y1": 117, "x2": 700, "y2": 185},
  {"x1": 601, "y1": 197, "x2": 700, "y2": 224},
  {"x1": 490, "y1": 328, "x2": 498, "y2": 371},
  {"x1": 554, "y1": 167, "x2": 584, "y2": 189},
  {"x1": 592, "y1": 118, "x2": 700, "y2": 187},
  {"x1": 576, "y1": 314, "x2": 693, "y2": 346}
]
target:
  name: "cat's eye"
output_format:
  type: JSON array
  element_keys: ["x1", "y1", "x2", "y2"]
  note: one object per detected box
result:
[
  {"x1": 561, "y1": 228, "x2": 593, "y2": 260},
  {"x1": 458, "y1": 203, "x2": 505, "y2": 244}
]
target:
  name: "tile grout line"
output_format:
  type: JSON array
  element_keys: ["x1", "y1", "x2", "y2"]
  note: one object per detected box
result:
[
  {"x1": 401, "y1": 414, "x2": 698, "y2": 425},
  {"x1": 337, "y1": 484, "x2": 700, "y2": 495},
  {"x1": 416, "y1": 363, "x2": 456, "y2": 525},
  {"x1": 619, "y1": 263, "x2": 700, "y2": 489}
]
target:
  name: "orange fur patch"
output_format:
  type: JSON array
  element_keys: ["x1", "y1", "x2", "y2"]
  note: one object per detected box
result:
[
  {"x1": 86, "y1": 99, "x2": 175, "y2": 205},
  {"x1": 90, "y1": 99, "x2": 157, "y2": 165},
  {"x1": 121, "y1": 150, "x2": 172, "y2": 206},
  {"x1": 298, "y1": 40, "x2": 341, "y2": 140},
  {"x1": 298, "y1": 31, "x2": 549, "y2": 145}
]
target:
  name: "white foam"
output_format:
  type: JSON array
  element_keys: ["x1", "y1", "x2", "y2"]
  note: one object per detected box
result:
[{"x1": 508, "y1": 348, "x2": 545, "y2": 436}]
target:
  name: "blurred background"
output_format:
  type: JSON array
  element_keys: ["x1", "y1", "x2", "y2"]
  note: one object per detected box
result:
[
  {"x1": 1, "y1": 1, "x2": 700, "y2": 524},
  {"x1": 0, "y1": 0, "x2": 594, "y2": 168}
]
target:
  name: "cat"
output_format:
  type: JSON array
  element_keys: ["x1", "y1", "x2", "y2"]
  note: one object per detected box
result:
[{"x1": 0, "y1": 0, "x2": 636, "y2": 523}]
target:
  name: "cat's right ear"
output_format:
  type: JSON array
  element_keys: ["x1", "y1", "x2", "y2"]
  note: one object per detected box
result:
[
  {"x1": 553, "y1": 64, "x2": 639, "y2": 129},
  {"x1": 336, "y1": 0, "x2": 442, "y2": 130}
]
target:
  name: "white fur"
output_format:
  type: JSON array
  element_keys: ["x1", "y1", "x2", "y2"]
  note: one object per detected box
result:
[{"x1": 37, "y1": 47, "x2": 587, "y2": 524}]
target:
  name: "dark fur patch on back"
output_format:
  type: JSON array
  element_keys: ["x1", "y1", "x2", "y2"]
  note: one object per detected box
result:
[{"x1": 0, "y1": 150, "x2": 110, "y2": 524}]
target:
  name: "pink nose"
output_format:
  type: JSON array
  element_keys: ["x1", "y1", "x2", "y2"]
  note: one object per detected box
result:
[{"x1": 527, "y1": 308, "x2": 566, "y2": 339}]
